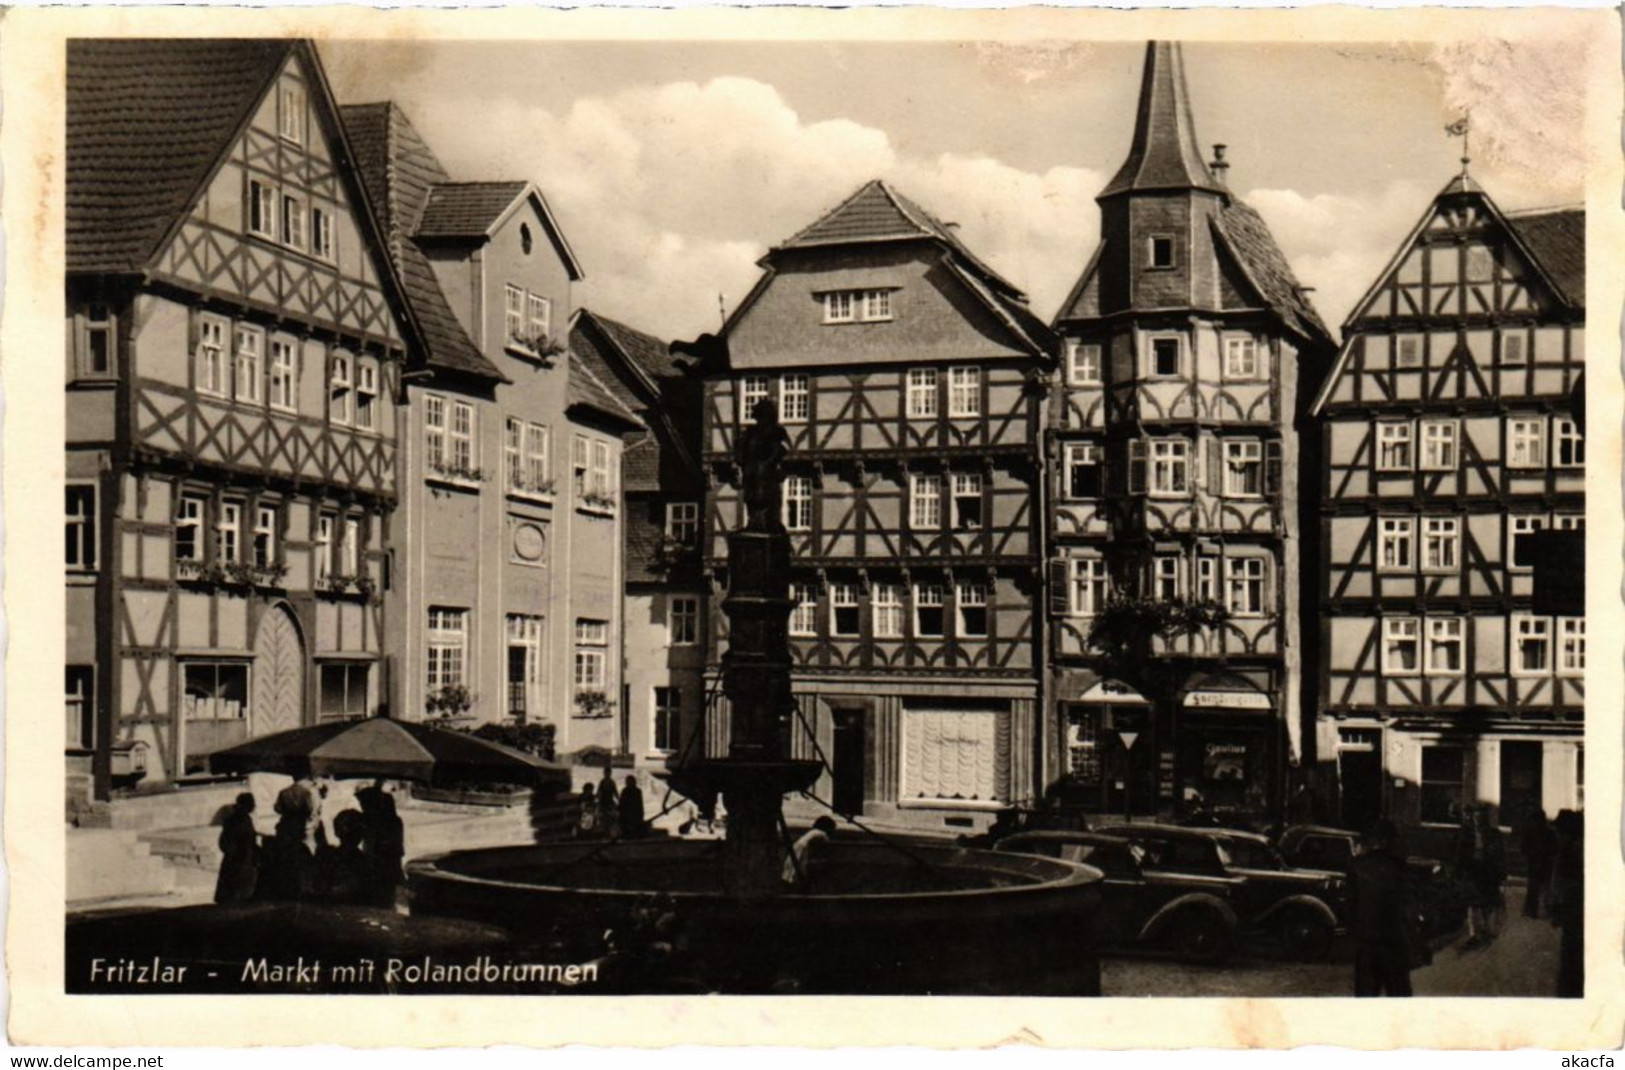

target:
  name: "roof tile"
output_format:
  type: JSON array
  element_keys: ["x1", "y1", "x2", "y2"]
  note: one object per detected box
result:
[
  {"x1": 1508, "y1": 208, "x2": 1585, "y2": 308},
  {"x1": 415, "y1": 182, "x2": 529, "y2": 240}
]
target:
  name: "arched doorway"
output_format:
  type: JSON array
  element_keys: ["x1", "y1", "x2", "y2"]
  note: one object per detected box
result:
[{"x1": 252, "y1": 603, "x2": 306, "y2": 738}]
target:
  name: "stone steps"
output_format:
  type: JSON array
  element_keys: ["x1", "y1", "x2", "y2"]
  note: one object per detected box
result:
[{"x1": 66, "y1": 828, "x2": 176, "y2": 904}]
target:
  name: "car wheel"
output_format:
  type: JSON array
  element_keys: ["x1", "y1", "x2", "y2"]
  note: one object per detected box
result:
[
  {"x1": 1170, "y1": 908, "x2": 1234, "y2": 965},
  {"x1": 1281, "y1": 907, "x2": 1335, "y2": 961}
]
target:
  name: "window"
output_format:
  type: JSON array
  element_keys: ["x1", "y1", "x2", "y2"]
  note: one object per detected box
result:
[
  {"x1": 66, "y1": 486, "x2": 96, "y2": 572},
  {"x1": 314, "y1": 513, "x2": 335, "y2": 581},
  {"x1": 1513, "y1": 615, "x2": 1551, "y2": 674},
  {"x1": 311, "y1": 206, "x2": 334, "y2": 261},
  {"x1": 341, "y1": 516, "x2": 361, "y2": 576},
  {"x1": 910, "y1": 474, "x2": 942, "y2": 529},
  {"x1": 182, "y1": 662, "x2": 249, "y2": 723},
  {"x1": 1420, "y1": 420, "x2": 1458, "y2": 471},
  {"x1": 658, "y1": 502, "x2": 697, "y2": 545},
  {"x1": 427, "y1": 608, "x2": 468, "y2": 693},
  {"x1": 175, "y1": 495, "x2": 205, "y2": 562},
  {"x1": 1068, "y1": 341, "x2": 1102, "y2": 385},
  {"x1": 573, "y1": 619, "x2": 608, "y2": 691},
  {"x1": 863, "y1": 289, "x2": 893, "y2": 321},
  {"x1": 1510, "y1": 515, "x2": 1546, "y2": 570},
  {"x1": 914, "y1": 584, "x2": 945, "y2": 637},
  {"x1": 1149, "y1": 235, "x2": 1175, "y2": 269},
  {"x1": 509, "y1": 421, "x2": 550, "y2": 494},
  {"x1": 1070, "y1": 558, "x2": 1108, "y2": 616},
  {"x1": 279, "y1": 84, "x2": 305, "y2": 143},
  {"x1": 355, "y1": 360, "x2": 378, "y2": 431},
  {"x1": 1553, "y1": 418, "x2": 1584, "y2": 468},
  {"x1": 82, "y1": 303, "x2": 113, "y2": 376},
  {"x1": 248, "y1": 181, "x2": 275, "y2": 238},
  {"x1": 196, "y1": 316, "x2": 227, "y2": 396},
  {"x1": 215, "y1": 500, "x2": 242, "y2": 564},
  {"x1": 1558, "y1": 618, "x2": 1586, "y2": 675},
  {"x1": 951, "y1": 472, "x2": 983, "y2": 529},
  {"x1": 451, "y1": 401, "x2": 475, "y2": 474},
  {"x1": 780, "y1": 374, "x2": 810, "y2": 423},
  {"x1": 281, "y1": 194, "x2": 306, "y2": 250},
  {"x1": 739, "y1": 375, "x2": 770, "y2": 421},
  {"x1": 1501, "y1": 332, "x2": 1525, "y2": 366},
  {"x1": 653, "y1": 687, "x2": 682, "y2": 753},
  {"x1": 1415, "y1": 516, "x2": 1461, "y2": 573},
  {"x1": 823, "y1": 289, "x2": 893, "y2": 323},
  {"x1": 505, "y1": 419, "x2": 524, "y2": 490},
  {"x1": 957, "y1": 582, "x2": 989, "y2": 637},
  {"x1": 784, "y1": 475, "x2": 813, "y2": 531},
  {"x1": 1153, "y1": 556, "x2": 1182, "y2": 601},
  {"x1": 252, "y1": 505, "x2": 277, "y2": 568},
  {"x1": 902, "y1": 707, "x2": 1010, "y2": 803},
  {"x1": 1553, "y1": 514, "x2": 1585, "y2": 532},
  {"x1": 1149, "y1": 439, "x2": 1190, "y2": 496},
  {"x1": 829, "y1": 583, "x2": 860, "y2": 638},
  {"x1": 1065, "y1": 443, "x2": 1102, "y2": 499},
  {"x1": 1420, "y1": 745, "x2": 1466, "y2": 824},
  {"x1": 1224, "y1": 336, "x2": 1259, "y2": 379},
  {"x1": 505, "y1": 285, "x2": 524, "y2": 343},
  {"x1": 789, "y1": 583, "x2": 818, "y2": 637},
  {"x1": 526, "y1": 292, "x2": 551, "y2": 343},
  {"x1": 907, "y1": 368, "x2": 939, "y2": 419},
  {"x1": 1376, "y1": 422, "x2": 1413, "y2": 471},
  {"x1": 1149, "y1": 336, "x2": 1181, "y2": 377},
  {"x1": 873, "y1": 583, "x2": 904, "y2": 639},
  {"x1": 571, "y1": 434, "x2": 589, "y2": 495},
  {"x1": 1195, "y1": 556, "x2": 1218, "y2": 602},
  {"x1": 1425, "y1": 618, "x2": 1464, "y2": 675},
  {"x1": 1223, "y1": 440, "x2": 1264, "y2": 497},
  {"x1": 671, "y1": 596, "x2": 699, "y2": 646},
  {"x1": 822, "y1": 290, "x2": 855, "y2": 324},
  {"x1": 318, "y1": 663, "x2": 369, "y2": 721},
  {"x1": 1379, "y1": 517, "x2": 1414, "y2": 572},
  {"x1": 1508, "y1": 418, "x2": 1545, "y2": 469},
  {"x1": 1225, "y1": 557, "x2": 1266, "y2": 617},
  {"x1": 424, "y1": 395, "x2": 446, "y2": 471},
  {"x1": 329, "y1": 352, "x2": 352, "y2": 425},
  {"x1": 948, "y1": 367, "x2": 981, "y2": 417},
  {"x1": 590, "y1": 439, "x2": 614, "y2": 500},
  {"x1": 1395, "y1": 336, "x2": 1423, "y2": 369},
  {"x1": 229, "y1": 326, "x2": 262, "y2": 403},
  {"x1": 66, "y1": 666, "x2": 95, "y2": 750},
  {"x1": 1382, "y1": 617, "x2": 1420, "y2": 674},
  {"x1": 270, "y1": 338, "x2": 297, "y2": 411}
]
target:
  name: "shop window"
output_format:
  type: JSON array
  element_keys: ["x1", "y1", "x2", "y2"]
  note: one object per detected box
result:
[
  {"x1": 318, "y1": 663, "x2": 369, "y2": 721},
  {"x1": 1065, "y1": 705, "x2": 1102, "y2": 786},
  {"x1": 902, "y1": 706, "x2": 1010, "y2": 803},
  {"x1": 1420, "y1": 745, "x2": 1467, "y2": 824}
]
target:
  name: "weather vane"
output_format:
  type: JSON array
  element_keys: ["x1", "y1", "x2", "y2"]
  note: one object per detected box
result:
[{"x1": 1445, "y1": 113, "x2": 1471, "y2": 175}]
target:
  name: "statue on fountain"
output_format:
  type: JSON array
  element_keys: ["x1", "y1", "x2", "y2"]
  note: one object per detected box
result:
[{"x1": 735, "y1": 398, "x2": 791, "y2": 533}]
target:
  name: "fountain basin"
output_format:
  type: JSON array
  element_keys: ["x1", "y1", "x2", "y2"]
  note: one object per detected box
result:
[{"x1": 408, "y1": 838, "x2": 1104, "y2": 994}]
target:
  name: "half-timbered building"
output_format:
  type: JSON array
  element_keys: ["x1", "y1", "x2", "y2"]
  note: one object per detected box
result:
[
  {"x1": 1309, "y1": 171, "x2": 1585, "y2": 848},
  {"x1": 699, "y1": 180, "x2": 1055, "y2": 832},
  {"x1": 1048, "y1": 42, "x2": 1336, "y2": 818},
  {"x1": 66, "y1": 40, "x2": 416, "y2": 804},
  {"x1": 342, "y1": 102, "x2": 641, "y2": 753}
]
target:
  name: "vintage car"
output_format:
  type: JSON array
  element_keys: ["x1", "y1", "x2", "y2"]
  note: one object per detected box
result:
[
  {"x1": 995, "y1": 830, "x2": 1240, "y2": 964},
  {"x1": 1097, "y1": 824, "x2": 1347, "y2": 960},
  {"x1": 1276, "y1": 824, "x2": 1466, "y2": 939}
]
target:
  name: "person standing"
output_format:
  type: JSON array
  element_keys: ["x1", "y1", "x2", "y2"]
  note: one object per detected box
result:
[
  {"x1": 782, "y1": 816, "x2": 837, "y2": 889},
  {"x1": 213, "y1": 792, "x2": 261, "y2": 904},
  {"x1": 357, "y1": 783, "x2": 405, "y2": 907},
  {"x1": 1551, "y1": 809, "x2": 1584, "y2": 997},
  {"x1": 576, "y1": 783, "x2": 600, "y2": 839},
  {"x1": 597, "y1": 768, "x2": 621, "y2": 840},
  {"x1": 1349, "y1": 820, "x2": 1418, "y2": 997},
  {"x1": 619, "y1": 774, "x2": 646, "y2": 840},
  {"x1": 1520, "y1": 809, "x2": 1557, "y2": 918}
]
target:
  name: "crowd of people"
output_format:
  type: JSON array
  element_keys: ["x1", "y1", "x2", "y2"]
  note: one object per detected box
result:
[
  {"x1": 213, "y1": 777, "x2": 406, "y2": 908},
  {"x1": 575, "y1": 769, "x2": 647, "y2": 840}
]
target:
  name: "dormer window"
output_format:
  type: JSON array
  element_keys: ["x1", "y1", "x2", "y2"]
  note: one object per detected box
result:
[
  {"x1": 822, "y1": 289, "x2": 894, "y2": 324},
  {"x1": 1149, "y1": 235, "x2": 1176, "y2": 270}
]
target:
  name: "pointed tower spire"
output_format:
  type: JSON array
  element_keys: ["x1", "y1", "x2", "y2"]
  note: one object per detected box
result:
[{"x1": 1098, "y1": 41, "x2": 1227, "y2": 200}]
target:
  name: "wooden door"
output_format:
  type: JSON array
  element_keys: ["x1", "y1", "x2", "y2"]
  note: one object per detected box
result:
[{"x1": 252, "y1": 604, "x2": 306, "y2": 737}]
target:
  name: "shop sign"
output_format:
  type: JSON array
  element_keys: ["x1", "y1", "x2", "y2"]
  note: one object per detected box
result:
[{"x1": 1183, "y1": 690, "x2": 1271, "y2": 710}]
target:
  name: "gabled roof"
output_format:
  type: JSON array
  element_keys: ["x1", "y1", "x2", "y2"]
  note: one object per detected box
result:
[
  {"x1": 1507, "y1": 207, "x2": 1585, "y2": 308},
  {"x1": 573, "y1": 309, "x2": 682, "y2": 397},
  {"x1": 67, "y1": 38, "x2": 292, "y2": 273},
  {"x1": 414, "y1": 180, "x2": 585, "y2": 281},
  {"x1": 1211, "y1": 201, "x2": 1333, "y2": 344},
  {"x1": 1054, "y1": 240, "x2": 1106, "y2": 323},
  {"x1": 1098, "y1": 41, "x2": 1226, "y2": 201},
  {"x1": 566, "y1": 352, "x2": 643, "y2": 431}
]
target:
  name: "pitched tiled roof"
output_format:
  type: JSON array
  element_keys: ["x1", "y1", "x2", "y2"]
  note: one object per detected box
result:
[
  {"x1": 1099, "y1": 41, "x2": 1226, "y2": 200},
  {"x1": 340, "y1": 103, "x2": 505, "y2": 382},
  {"x1": 415, "y1": 182, "x2": 530, "y2": 240},
  {"x1": 1212, "y1": 201, "x2": 1332, "y2": 344},
  {"x1": 567, "y1": 353, "x2": 642, "y2": 430},
  {"x1": 622, "y1": 434, "x2": 662, "y2": 493},
  {"x1": 1508, "y1": 208, "x2": 1585, "y2": 308},
  {"x1": 67, "y1": 39, "x2": 291, "y2": 273},
  {"x1": 579, "y1": 310, "x2": 681, "y2": 386}
]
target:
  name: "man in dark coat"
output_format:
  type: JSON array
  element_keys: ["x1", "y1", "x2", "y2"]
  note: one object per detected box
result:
[
  {"x1": 213, "y1": 792, "x2": 260, "y2": 904},
  {"x1": 597, "y1": 768, "x2": 621, "y2": 840},
  {"x1": 618, "y1": 774, "x2": 646, "y2": 840},
  {"x1": 1350, "y1": 819, "x2": 1418, "y2": 997},
  {"x1": 1520, "y1": 809, "x2": 1557, "y2": 918}
]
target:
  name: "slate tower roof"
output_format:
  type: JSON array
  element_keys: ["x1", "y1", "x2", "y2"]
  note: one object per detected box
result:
[{"x1": 1098, "y1": 41, "x2": 1227, "y2": 201}]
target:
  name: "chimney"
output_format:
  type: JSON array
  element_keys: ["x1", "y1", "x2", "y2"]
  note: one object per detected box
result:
[{"x1": 1210, "y1": 144, "x2": 1229, "y2": 187}]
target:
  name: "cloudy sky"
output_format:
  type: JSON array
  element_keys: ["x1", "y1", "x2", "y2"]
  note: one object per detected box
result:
[{"x1": 320, "y1": 37, "x2": 1587, "y2": 343}]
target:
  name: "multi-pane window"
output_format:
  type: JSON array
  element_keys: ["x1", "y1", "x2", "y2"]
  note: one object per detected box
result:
[
  {"x1": 907, "y1": 368, "x2": 938, "y2": 418},
  {"x1": 505, "y1": 419, "x2": 524, "y2": 490},
  {"x1": 1069, "y1": 558, "x2": 1108, "y2": 616},
  {"x1": 653, "y1": 687, "x2": 682, "y2": 753},
  {"x1": 1195, "y1": 557, "x2": 1218, "y2": 602},
  {"x1": 872, "y1": 583, "x2": 904, "y2": 639},
  {"x1": 1381, "y1": 618, "x2": 1420, "y2": 674},
  {"x1": 506, "y1": 421, "x2": 550, "y2": 494},
  {"x1": 252, "y1": 505, "x2": 278, "y2": 569},
  {"x1": 1558, "y1": 618, "x2": 1586, "y2": 675},
  {"x1": 1378, "y1": 517, "x2": 1414, "y2": 572},
  {"x1": 571, "y1": 434, "x2": 589, "y2": 496},
  {"x1": 951, "y1": 472, "x2": 982, "y2": 529},
  {"x1": 1068, "y1": 342, "x2": 1102, "y2": 385},
  {"x1": 1553, "y1": 418, "x2": 1584, "y2": 468},
  {"x1": 175, "y1": 495, "x2": 205, "y2": 562},
  {"x1": 314, "y1": 513, "x2": 335, "y2": 581},
  {"x1": 216, "y1": 500, "x2": 243, "y2": 564},
  {"x1": 666, "y1": 502, "x2": 699, "y2": 543},
  {"x1": 181, "y1": 662, "x2": 249, "y2": 725},
  {"x1": 910, "y1": 474, "x2": 942, "y2": 529},
  {"x1": 822, "y1": 289, "x2": 893, "y2": 323},
  {"x1": 914, "y1": 584, "x2": 945, "y2": 637},
  {"x1": 789, "y1": 583, "x2": 818, "y2": 637},
  {"x1": 1224, "y1": 336, "x2": 1259, "y2": 378},
  {"x1": 739, "y1": 375, "x2": 770, "y2": 421},
  {"x1": 1422, "y1": 517, "x2": 1460, "y2": 572},
  {"x1": 1376, "y1": 422, "x2": 1413, "y2": 471},
  {"x1": 1225, "y1": 557, "x2": 1265, "y2": 617},
  {"x1": 355, "y1": 360, "x2": 378, "y2": 431},
  {"x1": 829, "y1": 583, "x2": 860, "y2": 638},
  {"x1": 957, "y1": 582, "x2": 989, "y2": 637},
  {"x1": 1395, "y1": 335, "x2": 1423, "y2": 369},
  {"x1": 232, "y1": 326, "x2": 262, "y2": 403},
  {"x1": 1508, "y1": 418, "x2": 1545, "y2": 468},
  {"x1": 281, "y1": 194, "x2": 306, "y2": 250},
  {"x1": 822, "y1": 290, "x2": 855, "y2": 324},
  {"x1": 279, "y1": 84, "x2": 305, "y2": 143},
  {"x1": 863, "y1": 289, "x2": 893, "y2": 321},
  {"x1": 1425, "y1": 618, "x2": 1464, "y2": 675},
  {"x1": 248, "y1": 181, "x2": 275, "y2": 238},
  {"x1": 311, "y1": 206, "x2": 334, "y2": 261},
  {"x1": 504, "y1": 614, "x2": 544, "y2": 720},
  {"x1": 526, "y1": 292, "x2": 551, "y2": 342},
  {"x1": 591, "y1": 440, "x2": 614, "y2": 499},
  {"x1": 196, "y1": 316, "x2": 227, "y2": 395},
  {"x1": 779, "y1": 374, "x2": 810, "y2": 423},
  {"x1": 1420, "y1": 420, "x2": 1458, "y2": 471},
  {"x1": 1066, "y1": 443, "x2": 1102, "y2": 499},
  {"x1": 1509, "y1": 515, "x2": 1546, "y2": 570},
  {"x1": 270, "y1": 338, "x2": 297, "y2": 411},
  {"x1": 66, "y1": 486, "x2": 96, "y2": 572},
  {"x1": 341, "y1": 516, "x2": 361, "y2": 576},
  {"x1": 450, "y1": 401, "x2": 475, "y2": 473},
  {"x1": 573, "y1": 619, "x2": 608, "y2": 690},
  {"x1": 505, "y1": 285, "x2": 525, "y2": 343},
  {"x1": 427, "y1": 608, "x2": 468, "y2": 693},
  {"x1": 784, "y1": 476, "x2": 813, "y2": 531},
  {"x1": 1420, "y1": 746, "x2": 1466, "y2": 824},
  {"x1": 1149, "y1": 439, "x2": 1190, "y2": 496},
  {"x1": 1223, "y1": 440, "x2": 1263, "y2": 496},
  {"x1": 424, "y1": 395, "x2": 446, "y2": 471},
  {"x1": 81, "y1": 303, "x2": 113, "y2": 376},
  {"x1": 318, "y1": 663, "x2": 369, "y2": 722},
  {"x1": 1153, "y1": 556, "x2": 1181, "y2": 601},
  {"x1": 1553, "y1": 514, "x2": 1585, "y2": 532},
  {"x1": 670, "y1": 596, "x2": 699, "y2": 646},
  {"x1": 329, "y1": 352, "x2": 352, "y2": 425},
  {"x1": 1513, "y1": 615, "x2": 1552, "y2": 674},
  {"x1": 1150, "y1": 336, "x2": 1181, "y2": 377},
  {"x1": 948, "y1": 367, "x2": 980, "y2": 417}
]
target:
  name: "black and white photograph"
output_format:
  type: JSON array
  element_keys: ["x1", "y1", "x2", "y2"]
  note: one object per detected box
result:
[{"x1": 8, "y1": 2, "x2": 1622, "y2": 1049}]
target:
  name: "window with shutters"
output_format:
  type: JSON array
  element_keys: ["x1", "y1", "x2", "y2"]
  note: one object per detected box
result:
[
  {"x1": 910, "y1": 474, "x2": 942, "y2": 529},
  {"x1": 789, "y1": 583, "x2": 818, "y2": 637},
  {"x1": 1148, "y1": 439, "x2": 1190, "y2": 496},
  {"x1": 739, "y1": 375, "x2": 770, "y2": 421},
  {"x1": 873, "y1": 583, "x2": 904, "y2": 639},
  {"x1": 951, "y1": 472, "x2": 983, "y2": 529},
  {"x1": 957, "y1": 582, "x2": 989, "y2": 637},
  {"x1": 1379, "y1": 517, "x2": 1414, "y2": 572},
  {"x1": 1553, "y1": 418, "x2": 1584, "y2": 468},
  {"x1": 829, "y1": 583, "x2": 860, "y2": 637},
  {"x1": 779, "y1": 374, "x2": 810, "y2": 423},
  {"x1": 1512, "y1": 615, "x2": 1551, "y2": 675},
  {"x1": 948, "y1": 367, "x2": 981, "y2": 417},
  {"x1": 1068, "y1": 341, "x2": 1102, "y2": 385},
  {"x1": 1422, "y1": 517, "x2": 1460, "y2": 572},
  {"x1": 1065, "y1": 443, "x2": 1102, "y2": 499},
  {"x1": 1069, "y1": 558, "x2": 1108, "y2": 616},
  {"x1": 1376, "y1": 422, "x2": 1413, "y2": 471},
  {"x1": 1382, "y1": 618, "x2": 1420, "y2": 674},
  {"x1": 914, "y1": 584, "x2": 946, "y2": 637},
  {"x1": 784, "y1": 476, "x2": 813, "y2": 531},
  {"x1": 906, "y1": 368, "x2": 939, "y2": 418},
  {"x1": 196, "y1": 315, "x2": 228, "y2": 396},
  {"x1": 1420, "y1": 420, "x2": 1458, "y2": 471},
  {"x1": 1425, "y1": 618, "x2": 1464, "y2": 675},
  {"x1": 1223, "y1": 440, "x2": 1263, "y2": 497},
  {"x1": 590, "y1": 439, "x2": 614, "y2": 498},
  {"x1": 1508, "y1": 418, "x2": 1545, "y2": 469}
]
